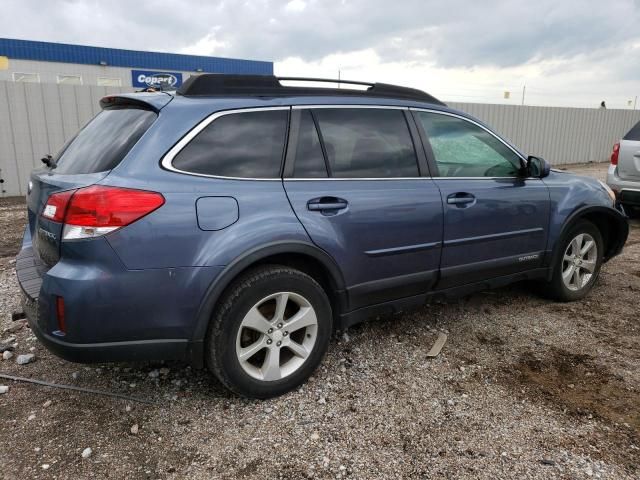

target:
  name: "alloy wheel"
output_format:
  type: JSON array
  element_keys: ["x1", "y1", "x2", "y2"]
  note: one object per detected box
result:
[
  {"x1": 562, "y1": 233, "x2": 598, "y2": 291},
  {"x1": 235, "y1": 292, "x2": 318, "y2": 381}
]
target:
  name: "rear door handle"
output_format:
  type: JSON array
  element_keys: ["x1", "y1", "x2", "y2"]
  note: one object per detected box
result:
[
  {"x1": 447, "y1": 193, "x2": 476, "y2": 205},
  {"x1": 307, "y1": 197, "x2": 348, "y2": 212}
]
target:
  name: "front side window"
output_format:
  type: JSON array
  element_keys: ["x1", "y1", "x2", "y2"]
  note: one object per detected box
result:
[
  {"x1": 312, "y1": 108, "x2": 419, "y2": 178},
  {"x1": 416, "y1": 112, "x2": 522, "y2": 178},
  {"x1": 172, "y1": 110, "x2": 288, "y2": 178}
]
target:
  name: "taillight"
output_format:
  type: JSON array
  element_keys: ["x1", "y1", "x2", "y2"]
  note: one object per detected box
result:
[
  {"x1": 610, "y1": 142, "x2": 620, "y2": 166},
  {"x1": 43, "y1": 185, "x2": 164, "y2": 240},
  {"x1": 41, "y1": 189, "x2": 76, "y2": 222}
]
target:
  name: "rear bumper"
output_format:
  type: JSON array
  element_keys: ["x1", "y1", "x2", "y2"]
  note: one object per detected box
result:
[
  {"x1": 22, "y1": 297, "x2": 189, "y2": 364},
  {"x1": 15, "y1": 240, "x2": 222, "y2": 365},
  {"x1": 606, "y1": 165, "x2": 640, "y2": 206}
]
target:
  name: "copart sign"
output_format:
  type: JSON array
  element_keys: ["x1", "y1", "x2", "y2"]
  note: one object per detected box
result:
[{"x1": 131, "y1": 70, "x2": 183, "y2": 89}]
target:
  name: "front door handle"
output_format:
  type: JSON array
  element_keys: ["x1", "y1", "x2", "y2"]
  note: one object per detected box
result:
[
  {"x1": 307, "y1": 197, "x2": 348, "y2": 212},
  {"x1": 447, "y1": 192, "x2": 476, "y2": 206}
]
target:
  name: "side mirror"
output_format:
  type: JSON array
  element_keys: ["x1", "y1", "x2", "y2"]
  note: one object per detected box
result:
[{"x1": 527, "y1": 156, "x2": 551, "y2": 178}]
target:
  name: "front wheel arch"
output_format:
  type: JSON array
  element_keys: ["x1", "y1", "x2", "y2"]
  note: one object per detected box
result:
[{"x1": 547, "y1": 206, "x2": 628, "y2": 281}]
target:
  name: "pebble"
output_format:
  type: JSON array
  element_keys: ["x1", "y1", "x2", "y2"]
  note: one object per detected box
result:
[
  {"x1": 71, "y1": 371, "x2": 79, "y2": 380},
  {"x1": 264, "y1": 407, "x2": 273, "y2": 414},
  {"x1": 130, "y1": 424, "x2": 139, "y2": 435},
  {"x1": 28, "y1": 414, "x2": 36, "y2": 421},
  {"x1": 3, "y1": 321, "x2": 25, "y2": 334},
  {"x1": 81, "y1": 447, "x2": 92, "y2": 459},
  {"x1": 2, "y1": 350, "x2": 12, "y2": 360},
  {"x1": 447, "y1": 399, "x2": 455, "y2": 406},
  {"x1": 310, "y1": 432, "x2": 320, "y2": 441},
  {"x1": 0, "y1": 385, "x2": 9, "y2": 394},
  {"x1": 16, "y1": 353, "x2": 35, "y2": 365},
  {"x1": 43, "y1": 400, "x2": 52, "y2": 408},
  {"x1": 41, "y1": 464, "x2": 50, "y2": 470},
  {"x1": 125, "y1": 405, "x2": 132, "y2": 412},
  {"x1": 159, "y1": 367, "x2": 170, "y2": 375},
  {"x1": 318, "y1": 397, "x2": 326, "y2": 404},
  {"x1": 148, "y1": 370, "x2": 160, "y2": 378}
]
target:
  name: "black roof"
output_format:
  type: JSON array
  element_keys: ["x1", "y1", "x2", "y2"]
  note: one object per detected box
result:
[{"x1": 176, "y1": 74, "x2": 446, "y2": 106}]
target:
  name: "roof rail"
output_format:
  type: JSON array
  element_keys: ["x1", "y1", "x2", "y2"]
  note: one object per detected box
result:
[{"x1": 176, "y1": 74, "x2": 446, "y2": 106}]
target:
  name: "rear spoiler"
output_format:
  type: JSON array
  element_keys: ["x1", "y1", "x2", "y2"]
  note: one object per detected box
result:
[{"x1": 99, "y1": 92, "x2": 173, "y2": 112}]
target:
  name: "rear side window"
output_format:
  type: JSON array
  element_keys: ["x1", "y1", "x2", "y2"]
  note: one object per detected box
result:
[
  {"x1": 54, "y1": 107, "x2": 157, "y2": 174},
  {"x1": 312, "y1": 108, "x2": 419, "y2": 178},
  {"x1": 172, "y1": 110, "x2": 288, "y2": 178},
  {"x1": 624, "y1": 120, "x2": 640, "y2": 141}
]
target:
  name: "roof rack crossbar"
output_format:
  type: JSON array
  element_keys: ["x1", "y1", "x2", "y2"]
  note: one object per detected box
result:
[{"x1": 176, "y1": 74, "x2": 446, "y2": 106}]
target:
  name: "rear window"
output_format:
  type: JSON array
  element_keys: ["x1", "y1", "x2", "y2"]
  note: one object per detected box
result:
[
  {"x1": 172, "y1": 110, "x2": 289, "y2": 178},
  {"x1": 54, "y1": 107, "x2": 157, "y2": 174},
  {"x1": 624, "y1": 120, "x2": 640, "y2": 141}
]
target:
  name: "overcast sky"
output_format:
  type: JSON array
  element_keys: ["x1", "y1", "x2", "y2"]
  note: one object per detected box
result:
[{"x1": 2, "y1": 0, "x2": 640, "y2": 108}]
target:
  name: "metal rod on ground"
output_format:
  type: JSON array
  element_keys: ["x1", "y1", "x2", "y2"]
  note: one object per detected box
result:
[{"x1": 0, "y1": 373, "x2": 159, "y2": 405}]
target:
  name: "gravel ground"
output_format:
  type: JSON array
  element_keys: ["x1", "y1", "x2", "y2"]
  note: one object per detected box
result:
[{"x1": 0, "y1": 162, "x2": 638, "y2": 479}]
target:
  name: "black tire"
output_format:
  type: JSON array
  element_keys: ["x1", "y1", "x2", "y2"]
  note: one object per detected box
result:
[
  {"x1": 205, "y1": 265, "x2": 332, "y2": 399},
  {"x1": 541, "y1": 220, "x2": 604, "y2": 302},
  {"x1": 623, "y1": 204, "x2": 640, "y2": 219}
]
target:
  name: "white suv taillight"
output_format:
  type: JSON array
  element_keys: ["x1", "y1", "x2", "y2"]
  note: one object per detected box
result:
[{"x1": 41, "y1": 185, "x2": 165, "y2": 240}]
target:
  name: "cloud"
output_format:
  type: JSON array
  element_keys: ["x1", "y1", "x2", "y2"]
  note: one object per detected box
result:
[{"x1": 1, "y1": 0, "x2": 639, "y2": 106}]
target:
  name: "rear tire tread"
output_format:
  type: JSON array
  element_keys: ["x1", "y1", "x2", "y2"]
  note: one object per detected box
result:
[{"x1": 205, "y1": 265, "x2": 330, "y2": 398}]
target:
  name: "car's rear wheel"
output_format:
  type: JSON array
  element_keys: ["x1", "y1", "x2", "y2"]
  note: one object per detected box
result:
[
  {"x1": 205, "y1": 265, "x2": 332, "y2": 398},
  {"x1": 541, "y1": 221, "x2": 604, "y2": 302}
]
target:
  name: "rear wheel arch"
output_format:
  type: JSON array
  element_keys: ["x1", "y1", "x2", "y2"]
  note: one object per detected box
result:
[{"x1": 190, "y1": 242, "x2": 346, "y2": 364}]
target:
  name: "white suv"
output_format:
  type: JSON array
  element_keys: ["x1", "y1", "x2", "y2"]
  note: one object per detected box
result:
[{"x1": 607, "y1": 120, "x2": 640, "y2": 216}]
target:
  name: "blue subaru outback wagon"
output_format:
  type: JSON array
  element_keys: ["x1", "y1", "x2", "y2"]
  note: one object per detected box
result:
[{"x1": 17, "y1": 75, "x2": 628, "y2": 398}]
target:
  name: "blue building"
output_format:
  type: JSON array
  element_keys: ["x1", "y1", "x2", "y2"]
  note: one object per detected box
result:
[{"x1": 0, "y1": 38, "x2": 273, "y2": 88}]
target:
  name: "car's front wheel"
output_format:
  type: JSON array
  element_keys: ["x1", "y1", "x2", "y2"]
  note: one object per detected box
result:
[
  {"x1": 205, "y1": 265, "x2": 332, "y2": 398},
  {"x1": 542, "y1": 221, "x2": 604, "y2": 302}
]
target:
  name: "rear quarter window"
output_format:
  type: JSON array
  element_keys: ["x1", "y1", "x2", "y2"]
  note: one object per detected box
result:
[
  {"x1": 54, "y1": 107, "x2": 157, "y2": 174},
  {"x1": 623, "y1": 120, "x2": 640, "y2": 141},
  {"x1": 172, "y1": 109, "x2": 289, "y2": 178}
]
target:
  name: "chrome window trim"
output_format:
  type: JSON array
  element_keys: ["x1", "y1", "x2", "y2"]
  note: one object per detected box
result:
[
  {"x1": 285, "y1": 176, "x2": 540, "y2": 181},
  {"x1": 285, "y1": 177, "x2": 431, "y2": 182},
  {"x1": 292, "y1": 104, "x2": 408, "y2": 110},
  {"x1": 161, "y1": 106, "x2": 290, "y2": 181},
  {"x1": 161, "y1": 104, "x2": 535, "y2": 182}
]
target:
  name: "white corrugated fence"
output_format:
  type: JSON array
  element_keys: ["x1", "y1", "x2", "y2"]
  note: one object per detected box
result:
[{"x1": 1, "y1": 80, "x2": 639, "y2": 196}]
